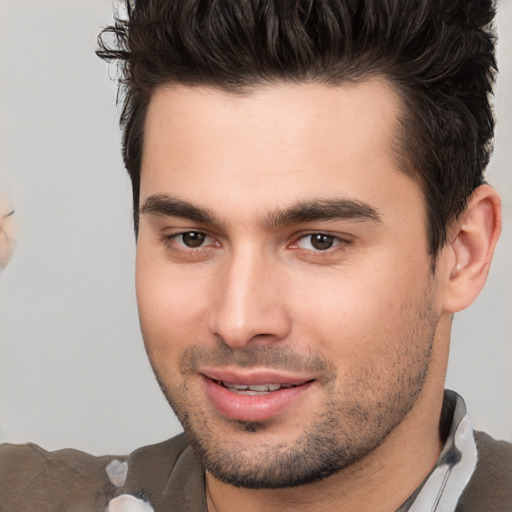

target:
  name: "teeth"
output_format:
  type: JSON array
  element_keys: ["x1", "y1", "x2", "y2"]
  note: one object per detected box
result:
[
  {"x1": 229, "y1": 383, "x2": 249, "y2": 390},
  {"x1": 247, "y1": 384, "x2": 271, "y2": 392},
  {"x1": 219, "y1": 381, "x2": 296, "y2": 394}
]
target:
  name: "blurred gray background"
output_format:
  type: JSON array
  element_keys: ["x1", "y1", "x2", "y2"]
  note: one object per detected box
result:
[{"x1": 0, "y1": 0, "x2": 511, "y2": 455}]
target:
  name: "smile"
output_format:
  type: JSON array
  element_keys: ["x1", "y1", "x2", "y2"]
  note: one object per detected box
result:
[
  {"x1": 202, "y1": 374, "x2": 314, "y2": 422},
  {"x1": 217, "y1": 381, "x2": 298, "y2": 395}
]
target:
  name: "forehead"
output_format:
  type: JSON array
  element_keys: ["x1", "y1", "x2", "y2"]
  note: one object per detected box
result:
[
  {"x1": 140, "y1": 80, "x2": 423, "y2": 227},
  {"x1": 143, "y1": 79, "x2": 401, "y2": 169}
]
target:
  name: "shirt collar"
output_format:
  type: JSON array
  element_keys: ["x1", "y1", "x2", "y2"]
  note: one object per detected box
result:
[{"x1": 398, "y1": 390, "x2": 478, "y2": 512}]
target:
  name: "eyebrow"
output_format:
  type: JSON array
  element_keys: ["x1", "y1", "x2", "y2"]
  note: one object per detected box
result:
[
  {"x1": 140, "y1": 194, "x2": 382, "y2": 228},
  {"x1": 140, "y1": 194, "x2": 217, "y2": 225},
  {"x1": 265, "y1": 199, "x2": 382, "y2": 227}
]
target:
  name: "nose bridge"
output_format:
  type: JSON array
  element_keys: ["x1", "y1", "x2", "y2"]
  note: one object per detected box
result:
[{"x1": 209, "y1": 246, "x2": 290, "y2": 348}]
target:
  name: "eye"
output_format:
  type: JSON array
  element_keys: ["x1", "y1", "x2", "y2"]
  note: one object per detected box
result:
[
  {"x1": 168, "y1": 231, "x2": 216, "y2": 249},
  {"x1": 295, "y1": 234, "x2": 341, "y2": 251},
  {"x1": 180, "y1": 231, "x2": 207, "y2": 247}
]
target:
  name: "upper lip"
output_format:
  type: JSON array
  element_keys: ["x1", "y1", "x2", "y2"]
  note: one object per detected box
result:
[{"x1": 200, "y1": 367, "x2": 314, "y2": 386}]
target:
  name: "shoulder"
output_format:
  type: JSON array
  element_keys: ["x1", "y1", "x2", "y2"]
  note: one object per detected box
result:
[
  {"x1": 120, "y1": 432, "x2": 193, "y2": 494},
  {"x1": 457, "y1": 431, "x2": 512, "y2": 511},
  {"x1": 0, "y1": 434, "x2": 204, "y2": 512},
  {"x1": 0, "y1": 442, "x2": 123, "y2": 512},
  {"x1": 126, "y1": 431, "x2": 191, "y2": 470},
  {"x1": 117, "y1": 432, "x2": 206, "y2": 511}
]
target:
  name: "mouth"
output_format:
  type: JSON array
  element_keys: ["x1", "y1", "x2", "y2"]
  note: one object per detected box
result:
[
  {"x1": 201, "y1": 370, "x2": 315, "y2": 422},
  {"x1": 215, "y1": 380, "x2": 300, "y2": 395}
]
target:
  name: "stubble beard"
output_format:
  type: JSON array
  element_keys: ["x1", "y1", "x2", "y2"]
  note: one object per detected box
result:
[{"x1": 144, "y1": 286, "x2": 439, "y2": 489}]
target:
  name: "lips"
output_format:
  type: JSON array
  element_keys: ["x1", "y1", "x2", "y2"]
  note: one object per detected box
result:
[{"x1": 201, "y1": 369, "x2": 314, "y2": 422}]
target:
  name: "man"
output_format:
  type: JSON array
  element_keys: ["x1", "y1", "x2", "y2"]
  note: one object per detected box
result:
[{"x1": 0, "y1": 0, "x2": 510, "y2": 511}]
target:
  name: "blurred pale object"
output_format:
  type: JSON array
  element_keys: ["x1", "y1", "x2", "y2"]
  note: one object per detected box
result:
[{"x1": 0, "y1": 191, "x2": 16, "y2": 269}]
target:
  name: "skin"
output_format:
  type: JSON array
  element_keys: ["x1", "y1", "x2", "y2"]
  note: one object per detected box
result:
[
  {"x1": 135, "y1": 80, "x2": 501, "y2": 511},
  {"x1": 0, "y1": 192, "x2": 16, "y2": 270}
]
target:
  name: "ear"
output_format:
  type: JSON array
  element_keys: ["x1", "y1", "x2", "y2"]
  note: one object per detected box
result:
[{"x1": 442, "y1": 184, "x2": 502, "y2": 313}]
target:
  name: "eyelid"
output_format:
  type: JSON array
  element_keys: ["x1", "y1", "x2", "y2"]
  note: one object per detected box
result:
[
  {"x1": 163, "y1": 230, "x2": 221, "y2": 250},
  {"x1": 289, "y1": 232, "x2": 353, "y2": 252},
  {"x1": 160, "y1": 228, "x2": 353, "y2": 255}
]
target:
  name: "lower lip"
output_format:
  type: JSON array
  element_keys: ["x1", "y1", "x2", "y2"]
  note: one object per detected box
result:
[{"x1": 202, "y1": 377, "x2": 313, "y2": 422}]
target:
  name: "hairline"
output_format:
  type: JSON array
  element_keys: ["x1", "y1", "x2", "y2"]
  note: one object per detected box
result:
[{"x1": 134, "y1": 75, "x2": 445, "y2": 261}]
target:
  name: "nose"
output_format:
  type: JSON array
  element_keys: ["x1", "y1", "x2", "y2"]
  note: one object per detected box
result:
[{"x1": 208, "y1": 250, "x2": 292, "y2": 349}]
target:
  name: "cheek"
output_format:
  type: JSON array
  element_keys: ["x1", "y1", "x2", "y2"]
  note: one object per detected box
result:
[
  {"x1": 291, "y1": 256, "x2": 429, "y2": 358},
  {"x1": 135, "y1": 250, "x2": 214, "y2": 357}
]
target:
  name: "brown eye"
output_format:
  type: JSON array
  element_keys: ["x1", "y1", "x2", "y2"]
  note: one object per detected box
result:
[
  {"x1": 181, "y1": 232, "x2": 206, "y2": 247},
  {"x1": 310, "y1": 234, "x2": 336, "y2": 250},
  {"x1": 295, "y1": 233, "x2": 341, "y2": 251}
]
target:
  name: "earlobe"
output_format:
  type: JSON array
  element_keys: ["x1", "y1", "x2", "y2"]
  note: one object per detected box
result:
[{"x1": 442, "y1": 184, "x2": 502, "y2": 313}]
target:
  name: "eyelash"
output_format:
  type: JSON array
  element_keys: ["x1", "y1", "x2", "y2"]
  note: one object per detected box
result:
[
  {"x1": 292, "y1": 233, "x2": 345, "y2": 252},
  {"x1": 163, "y1": 231, "x2": 219, "y2": 251},
  {"x1": 162, "y1": 231, "x2": 352, "y2": 255}
]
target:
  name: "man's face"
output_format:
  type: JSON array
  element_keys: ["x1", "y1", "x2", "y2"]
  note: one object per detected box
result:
[{"x1": 136, "y1": 81, "x2": 444, "y2": 488}]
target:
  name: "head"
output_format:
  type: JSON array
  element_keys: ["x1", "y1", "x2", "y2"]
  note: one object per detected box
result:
[
  {"x1": 98, "y1": 0, "x2": 497, "y2": 257},
  {"x1": 97, "y1": 0, "x2": 501, "y2": 494}
]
